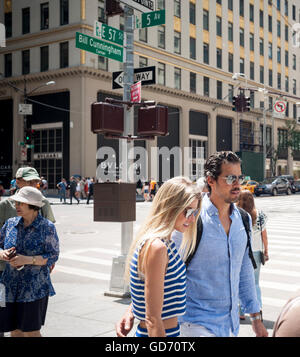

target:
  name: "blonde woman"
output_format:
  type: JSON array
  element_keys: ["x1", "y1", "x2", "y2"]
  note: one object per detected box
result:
[{"x1": 118, "y1": 177, "x2": 201, "y2": 337}]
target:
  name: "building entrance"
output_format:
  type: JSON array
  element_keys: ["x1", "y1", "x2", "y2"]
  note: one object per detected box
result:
[{"x1": 32, "y1": 123, "x2": 63, "y2": 189}]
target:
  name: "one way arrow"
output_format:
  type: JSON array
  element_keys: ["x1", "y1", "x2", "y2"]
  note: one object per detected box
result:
[{"x1": 112, "y1": 66, "x2": 156, "y2": 90}]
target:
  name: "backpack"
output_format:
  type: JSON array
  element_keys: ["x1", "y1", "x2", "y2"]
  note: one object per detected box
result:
[{"x1": 185, "y1": 207, "x2": 257, "y2": 270}]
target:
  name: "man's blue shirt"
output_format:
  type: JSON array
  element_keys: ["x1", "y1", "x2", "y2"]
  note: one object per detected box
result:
[{"x1": 172, "y1": 194, "x2": 260, "y2": 336}]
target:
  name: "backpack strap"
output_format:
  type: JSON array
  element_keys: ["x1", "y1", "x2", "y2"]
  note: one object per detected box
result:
[
  {"x1": 185, "y1": 216, "x2": 203, "y2": 268},
  {"x1": 237, "y1": 207, "x2": 257, "y2": 270},
  {"x1": 185, "y1": 207, "x2": 257, "y2": 270}
]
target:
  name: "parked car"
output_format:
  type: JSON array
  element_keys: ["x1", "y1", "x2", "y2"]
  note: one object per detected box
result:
[
  {"x1": 254, "y1": 177, "x2": 292, "y2": 196},
  {"x1": 241, "y1": 180, "x2": 259, "y2": 194},
  {"x1": 294, "y1": 180, "x2": 300, "y2": 193},
  {"x1": 278, "y1": 175, "x2": 296, "y2": 193}
]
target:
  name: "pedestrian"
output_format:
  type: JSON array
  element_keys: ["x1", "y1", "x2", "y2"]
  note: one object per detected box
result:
[
  {"x1": 136, "y1": 179, "x2": 143, "y2": 196},
  {"x1": 9, "y1": 177, "x2": 17, "y2": 196},
  {"x1": 0, "y1": 167, "x2": 56, "y2": 337},
  {"x1": 116, "y1": 177, "x2": 201, "y2": 337},
  {"x1": 69, "y1": 176, "x2": 79, "y2": 204},
  {"x1": 40, "y1": 177, "x2": 48, "y2": 196},
  {"x1": 86, "y1": 178, "x2": 94, "y2": 204},
  {"x1": 272, "y1": 290, "x2": 300, "y2": 337},
  {"x1": 0, "y1": 186, "x2": 59, "y2": 337},
  {"x1": 143, "y1": 181, "x2": 150, "y2": 202},
  {"x1": 149, "y1": 178, "x2": 157, "y2": 201},
  {"x1": 57, "y1": 178, "x2": 67, "y2": 204},
  {"x1": 237, "y1": 189, "x2": 269, "y2": 320},
  {"x1": 116, "y1": 151, "x2": 268, "y2": 337}
]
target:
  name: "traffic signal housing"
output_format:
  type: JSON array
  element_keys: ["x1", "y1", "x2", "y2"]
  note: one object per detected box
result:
[
  {"x1": 137, "y1": 106, "x2": 168, "y2": 136},
  {"x1": 244, "y1": 96, "x2": 251, "y2": 111},
  {"x1": 24, "y1": 128, "x2": 35, "y2": 144},
  {"x1": 91, "y1": 102, "x2": 124, "y2": 135},
  {"x1": 105, "y1": 0, "x2": 123, "y2": 17}
]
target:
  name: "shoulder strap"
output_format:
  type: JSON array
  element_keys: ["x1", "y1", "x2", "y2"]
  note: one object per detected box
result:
[
  {"x1": 237, "y1": 207, "x2": 257, "y2": 270},
  {"x1": 185, "y1": 216, "x2": 203, "y2": 268}
]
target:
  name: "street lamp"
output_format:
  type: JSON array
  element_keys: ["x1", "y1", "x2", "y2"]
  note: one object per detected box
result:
[{"x1": 232, "y1": 73, "x2": 248, "y2": 91}]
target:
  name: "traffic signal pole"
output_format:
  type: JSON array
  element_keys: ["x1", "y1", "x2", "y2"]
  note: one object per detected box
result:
[{"x1": 105, "y1": 5, "x2": 134, "y2": 297}]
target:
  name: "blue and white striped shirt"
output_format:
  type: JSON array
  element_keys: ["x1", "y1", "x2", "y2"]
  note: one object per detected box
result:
[{"x1": 130, "y1": 238, "x2": 186, "y2": 321}]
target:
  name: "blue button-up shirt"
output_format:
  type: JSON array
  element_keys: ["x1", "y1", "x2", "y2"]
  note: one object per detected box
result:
[
  {"x1": 172, "y1": 194, "x2": 260, "y2": 337},
  {"x1": 0, "y1": 214, "x2": 59, "y2": 303}
]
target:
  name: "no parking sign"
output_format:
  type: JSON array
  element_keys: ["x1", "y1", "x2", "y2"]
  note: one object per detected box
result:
[{"x1": 273, "y1": 100, "x2": 287, "y2": 118}]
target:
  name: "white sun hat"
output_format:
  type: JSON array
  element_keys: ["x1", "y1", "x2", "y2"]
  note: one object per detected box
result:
[{"x1": 10, "y1": 186, "x2": 45, "y2": 208}]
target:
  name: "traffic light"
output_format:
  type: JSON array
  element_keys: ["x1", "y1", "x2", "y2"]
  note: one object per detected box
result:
[
  {"x1": 244, "y1": 96, "x2": 251, "y2": 111},
  {"x1": 24, "y1": 129, "x2": 35, "y2": 145},
  {"x1": 232, "y1": 96, "x2": 237, "y2": 111},
  {"x1": 137, "y1": 106, "x2": 168, "y2": 136},
  {"x1": 105, "y1": 0, "x2": 123, "y2": 17},
  {"x1": 91, "y1": 102, "x2": 124, "y2": 134}
]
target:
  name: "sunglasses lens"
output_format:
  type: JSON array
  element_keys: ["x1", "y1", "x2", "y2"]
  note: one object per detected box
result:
[
  {"x1": 185, "y1": 209, "x2": 199, "y2": 219},
  {"x1": 226, "y1": 175, "x2": 245, "y2": 185}
]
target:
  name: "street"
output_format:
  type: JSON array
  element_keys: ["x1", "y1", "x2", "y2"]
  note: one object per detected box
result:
[{"x1": 16, "y1": 193, "x2": 300, "y2": 337}]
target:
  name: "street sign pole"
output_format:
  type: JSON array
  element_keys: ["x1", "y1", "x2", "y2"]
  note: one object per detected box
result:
[{"x1": 106, "y1": 5, "x2": 134, "y2": 298}]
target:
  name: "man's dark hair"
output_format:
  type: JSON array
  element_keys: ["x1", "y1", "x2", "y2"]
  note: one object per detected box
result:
[{"x1": 204, "y1": 151, "x2": 241, "y2": 192}]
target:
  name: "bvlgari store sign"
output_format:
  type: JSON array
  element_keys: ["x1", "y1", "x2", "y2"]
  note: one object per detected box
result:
[{"x1": 33, "y1": 152, "x2": 62, "y2": 160}]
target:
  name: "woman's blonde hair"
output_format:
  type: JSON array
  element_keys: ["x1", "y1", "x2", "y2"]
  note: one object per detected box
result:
[{"x1": 125, "y1": 176, "x2": 202, "y2": 281}]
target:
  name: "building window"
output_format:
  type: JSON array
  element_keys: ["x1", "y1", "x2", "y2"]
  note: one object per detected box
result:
[
  {"x1": 174, "y1": 67, "x2": 181, "y2": 90},
  {"x1": 285, "y1": 50, "x2": 289, "y2": 67},
  {"x1": 240, "y1": 58, "x2": 245, "y2": 74},
  {"x1": 217, "y1": 81, "x2": 222, "y2": 100},
  {"x1": 285, "y1": 76, "x2": 289, "y2": 92},
  {"x1": 228, "y1": 0, "x2": 233, "y2": 11},
  {"x1": 139, "y1": 27, "x2": 148, "y2": 42},
  {"x1": 174, "y1": 0, "x2": 181, "y2": 18},
  {"x1": 278, "y1": 73, "x2": 281, "y2": 89},
  {"x1": 40, "y1": 46, "x2": 49, "y2": 72},
  {"x1": 293, "y1": 54, "x2": 296, "y2": 70},
  {"x1": 98, "y1": 56, "x2": 108, "y2": 71},
  {"x1": 216, "y1": 48, "x2": 222, "y2": 69},
  {"x1": 249, "y1": 33, "x2": 254, "y2": 51},
  {"x1": 228, "y1": 84, "x2": 234, "y2": 102},
  {"x1": 277, "y1": 20, "x2": 281, "y2": 37},
  {"x1": 60, "y1": 42, "x2": 69, "y2": 68},
  {"x1": 5, "y1": 7, "x2": 12, "y2": 38},
  {"x1": 292, "y1": 5, "x2": 296, "y2": 20},
  {"x1": 22, "y1": 7, "x2": 30, "y2": 34},
  {"x1": 240, "y1": 28, "x2": 244, "y2": 47},
  {"x1": 158, "y1": 25, "x2": 165, "y2": 48},
  {"x1": 60, "y1": 0, "x2": 69, "y2": 26},
  {"x1": 174, "y1": 31, "x2": 181, "y2": 54},
  {"x1": 158, "y1": 62, "x2": 165, "y2": 86},
  {"x1": 268, "y1": 42, "x2": 273, "y2": 59},
  {"x1": 190, "y1": 2, "x2": 195, "y2": 25},
  {"x1": 22, "y1": 50, "x2": 30, "y2": 75},
  {"x1": 260, "y1": 66, "x2": 264, "y2": 84},
  {"x1": 98, "y1": 0, "x2": 106, "y2": 23},
  {"x1": 285, "y1": 25, "x2": 288, "y2": 41},
  {"x1": 216, "y1": 16, "x2": 222, "y2": 36},
  {"x1": 190, "y1": 72, "x2": 196, "y2": 93},
  {"x1": 239, "y1": 0, "x2": 244, "y2": 16},
  {"x1": 277, "y1": 47, "x2": 281, "y2": 63},
  {"x1": 4, "y1": 53, "x2": 12, "y2": 77},
  {"x1": 293, "y1": 79, "x2": 297, "y2": 95},
  {"x1": 249, "y1": 4, "x2": 254, "y2": 21},
  {"x1": 269, "y1": 69, "x2": 273, "y2": 87},
  {"x1": 250, "y1": 61, "x2": 254, "y2": 80},
  {"x1": 228, "y1": 22, "x2": 233, "y2": 41},
  {"x1": 190, "y1": 37, "x2": 196, "y2": 60},
  {"x1": 228, "y1": 53, "x2": 233, "y2": 73},
  {"x1": 250, "y1": 90, "x2": 255, "y2": 108},
  {"x1": 203, "y1": 10, "x2": 209, "y2": 31},
  {"x1": 41, "y1": 3, "x2": 49, "y2": 30},
  {"x1": 203, "y1": 43, "x2": 209, "y2": 64},
  {"x1": 277, "y1": 0, "x2": 281, "y2": 11},
  {"x1": 203, "y1": 76, "x2": 209, "y2": 96},
  {"x1": 139, "y1": 56, "x2": 148, "y2": 68},
  {"x1": 284, "y1": 0, "x2": 288, "y2": 16},
  {"x1": 259, "y1": 10, "x2": 264, "y2": 27},
  {"x1": 157, "y1": 0, "x2": 165, "y2": 10},
  {"x1": 259, "y1": 38, "x2": 264, "y2": 55},
  {"x1": 268, "y1": 15, "x2": 272, "y2": 32}
]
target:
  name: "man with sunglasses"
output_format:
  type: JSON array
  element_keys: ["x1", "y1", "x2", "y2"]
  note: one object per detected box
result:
[{"x1": 176, "y1": 151, "x2": 268, "y2": 337}]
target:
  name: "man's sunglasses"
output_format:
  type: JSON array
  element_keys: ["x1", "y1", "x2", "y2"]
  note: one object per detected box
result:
[
  {"x1": 184, "y1": 208, "x2": 199, "y2": 219},
  {"x1": 219, "y1": 174, "x2": 245, "y2": 185}
]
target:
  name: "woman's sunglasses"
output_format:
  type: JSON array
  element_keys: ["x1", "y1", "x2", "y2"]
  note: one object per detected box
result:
[
  {"x1": 219, "y1": 174, "x2": 245, "y2": 185},
  {"x1": 184, "y1": 208, "x2": 199, "y2": 219}
]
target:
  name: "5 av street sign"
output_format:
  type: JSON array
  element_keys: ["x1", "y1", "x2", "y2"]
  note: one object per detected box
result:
[
  {"x1": 76, "y1": 32, "x2": 123, "y2": 62},
  {"x1": 120, "y1": 0, "x2": 155, "y2": 13},
  {"x1": 113, "y1": 66, "x2": 156, "y2": 89},
  {"x1": 136, "y1": 10, "x2": 165, "y2": 28}
]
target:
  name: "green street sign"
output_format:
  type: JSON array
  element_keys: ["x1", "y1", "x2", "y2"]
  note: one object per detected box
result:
[
  {"x1": 136, "y1": 10, "x2": 165, "y2": 29},
  {"x1": 94, "y1": 21, "x2": 124, "y2": 47},
  {"x1": 76, "y1": 32, "x2": 123, "y2": 62}
]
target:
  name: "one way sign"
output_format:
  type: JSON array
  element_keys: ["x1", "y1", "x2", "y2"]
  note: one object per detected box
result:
[{"x1": 112, "y1": 66, "x2": 156, "y2": 89}]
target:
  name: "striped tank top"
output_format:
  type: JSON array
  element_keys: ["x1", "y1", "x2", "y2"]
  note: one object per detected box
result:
[{"x1": 130, "y1": 238, "x2": 186, "y2": 321}]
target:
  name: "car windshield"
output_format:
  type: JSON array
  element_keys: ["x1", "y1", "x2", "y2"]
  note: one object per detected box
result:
[{"x1": 261, "y1": 178, "x2": 275, "y2": 184}]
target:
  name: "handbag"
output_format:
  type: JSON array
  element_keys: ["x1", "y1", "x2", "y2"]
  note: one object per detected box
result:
[{"x1": 259, "y1": 214, "x2": 265, "y2": 265}]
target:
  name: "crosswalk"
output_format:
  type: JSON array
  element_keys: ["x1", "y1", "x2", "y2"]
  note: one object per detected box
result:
[{"x1": 53, "y1": 197, "x2": 300, "y2": 315}]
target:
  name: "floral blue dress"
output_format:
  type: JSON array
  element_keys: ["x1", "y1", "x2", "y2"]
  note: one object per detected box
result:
[{"x1": 0, "y1": 214, "x2": 59, "y2": 303}]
